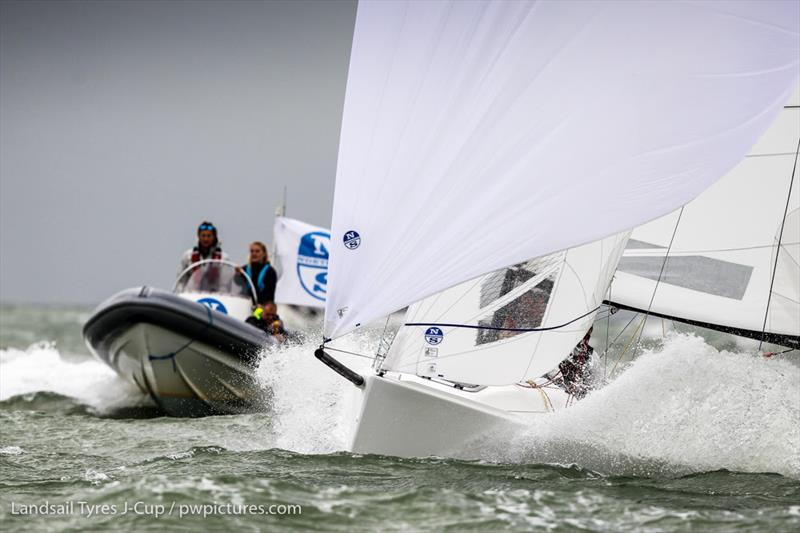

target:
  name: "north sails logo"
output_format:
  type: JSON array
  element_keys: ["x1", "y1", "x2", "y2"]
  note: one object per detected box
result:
[
  {"x1": 197, "y1": 297, "x2": 228, "y2": 314},
  {"x1": 343, "y1": 230, "x2": 361, "y2": 250},
  {"x1": 424, "y1": 327, "x2": 444, "y2": 345},
  {"x1": 297, "y1": 231, "x2": 330, "y2": 301}
]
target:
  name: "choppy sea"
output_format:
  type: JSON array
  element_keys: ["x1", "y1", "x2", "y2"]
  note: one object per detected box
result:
[{"x1": 1, "y1": 303, "x2": 798, "y2": 532}]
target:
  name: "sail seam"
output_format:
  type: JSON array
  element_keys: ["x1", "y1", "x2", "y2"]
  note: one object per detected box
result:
[
  {"x1": 625, "y1": 241, "x2": 799, "y2": 255},
  {"x1": 746, "y1": 152, "x2": 799, "y2": 158}
]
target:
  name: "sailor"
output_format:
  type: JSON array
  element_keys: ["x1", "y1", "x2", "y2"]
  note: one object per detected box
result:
[
  {"x1": 178, "y1": 221, "x2": 229, "y2": 273},
  {"x1": 558, "y1": 327, "x2": 594, "y2": 399},
  {"x1": 241, "y1": 241, "x2": 278, "y2": 305},
  {"x1": 246, "y1": 302, "x2": 286, "y2": 342}
]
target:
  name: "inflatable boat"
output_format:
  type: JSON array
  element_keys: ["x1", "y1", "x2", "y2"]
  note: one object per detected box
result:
[{"x1": 83, "y1": 260, "x2": 279, "y2": 416}]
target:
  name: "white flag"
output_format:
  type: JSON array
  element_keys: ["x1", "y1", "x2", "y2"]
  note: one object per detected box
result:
[{"x1": 272, "y1": 217, "x2": 330, "y2": 308}]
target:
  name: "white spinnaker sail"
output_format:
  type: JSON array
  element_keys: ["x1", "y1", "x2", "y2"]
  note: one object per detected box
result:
[
  {"x1": 383, "y1": 232, "x2": 630, "y2": 385},
  {"x1": 609, "y1": 93, "x2": 800, "y2": 347},
  {"x1": 324, "y1": 0, "x2": 800, "y2": 340}
]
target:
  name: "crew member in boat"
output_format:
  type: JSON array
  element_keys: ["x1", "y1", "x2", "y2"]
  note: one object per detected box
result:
[
  {"x1": 246, "y1": 302, "x2": 286, "y2": 342},
  {"x1": 558, "y1": 327, "x2": 594, "y2": 399},
  {"x1": 178, "y1": 221, "x2": 229, "y2": 273},
  {"x1": 240, "y1": 241, "x2": 278, "y2": 305}
]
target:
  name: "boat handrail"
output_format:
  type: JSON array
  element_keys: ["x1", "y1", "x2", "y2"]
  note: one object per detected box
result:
[{"x1": 172, "y1": 259, "x2": 258, "y2": 304}]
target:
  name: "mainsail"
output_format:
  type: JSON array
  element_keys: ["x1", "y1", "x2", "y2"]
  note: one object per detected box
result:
[
  {"x1": 608, "y1": 91, "x2": 800, "y2": 348},
  {"x1": 324, "y1": 0, "x2": 800, "y2": 341}
]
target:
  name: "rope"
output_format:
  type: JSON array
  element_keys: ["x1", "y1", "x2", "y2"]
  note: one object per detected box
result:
[
  {"x1": 405, "y1": 305, "x2": 601, "y2": 333},
  {"x1": 609, "y1": 315, "x2": 646, "y2": 375},
  {"x1": 378, "y1": 314, "x2": 392, "y2": 347},
  {"x1": 608, "y1": 311, "x2": 638, "y2": 347},
  {"x1": 520, "y1": 370, "x2": 561, "y2": 389},
  {"x1": 322, "y1": 345, "x2": 375, "y2": 361},
  {"x1": 605, "y1": 287, "x2": 612, "y2": 378},
  {"x1": 762, "y1": 347, "x2": 797, "y2": 358},
  {"x1": 633, "y1": 205, "x2": 685, "y2": 354},
  {"x1": 759, "y1": 135, "x2": 799, "y2": 351},
  {"x1": 520, "y1": 379, "x2": 555, "y2": 412},
  {"x1": 148, "y1": 305, "x2": 215, "y2": 372}
]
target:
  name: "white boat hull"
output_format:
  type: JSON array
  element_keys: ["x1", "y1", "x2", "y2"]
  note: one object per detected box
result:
[
  {"x1": 350, "y1": 372, "x2": 570, "y2": 458},
  {"x1": 110, "y1": 322, "x2": 270, "y2": 417}
]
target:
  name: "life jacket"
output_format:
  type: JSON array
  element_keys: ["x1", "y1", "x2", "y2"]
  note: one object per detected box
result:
[
  {"x1": 244, "y1": 263, "x2": 270, "y2": 292},
  {"x1": 191, "y1": 246, "x2": 223, "y2": 264}
]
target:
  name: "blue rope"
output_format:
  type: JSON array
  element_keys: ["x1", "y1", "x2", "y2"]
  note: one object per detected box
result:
[
  {"x1": 148, "y1": 305, "x2": 214, "y2": 372},
  {"x1": 404, "y1": 305, "x2": 601, "y2": 333}
]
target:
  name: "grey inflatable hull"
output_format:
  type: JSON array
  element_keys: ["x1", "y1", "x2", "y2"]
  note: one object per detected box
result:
[{"x1": 83, "y1": 287, "x2": 276, "y2": 417}]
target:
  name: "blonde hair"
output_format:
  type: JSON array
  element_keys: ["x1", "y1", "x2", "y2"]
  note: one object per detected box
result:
[{"x1": 250, "y1": 241, "x2": 268, "y2": 261}]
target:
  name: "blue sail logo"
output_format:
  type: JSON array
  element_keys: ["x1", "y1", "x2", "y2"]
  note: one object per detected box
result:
[
  {"x1": 424, "y1": 327, "x2": 444, "y2": 345},
  {"x1": 343, "y1": 230, "x2": 361, "y2": 250},
  {"x1": 297, "y1": 231, "x2": 330, "y2": 301}
]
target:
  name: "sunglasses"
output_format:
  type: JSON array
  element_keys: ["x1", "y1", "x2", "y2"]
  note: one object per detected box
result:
[{"x1": 198, "y1": 224, "x2": 215, "y2": 231}]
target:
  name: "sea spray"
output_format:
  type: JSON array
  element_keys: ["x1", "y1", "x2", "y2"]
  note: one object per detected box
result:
[
  {"x1": 0, "y1": 342, "x2": 146, "y2": 413},
  {"x1": 476, "y1": 333, "x2": 800, "y2": 477},
  {"x1": 250, "y1": 330, "x2": 800, "y2": 478},
  {"x1": 255, "y1": 328, "x2": 379, "y2": 454},
  {"x1": 3, "y1": 323, "x2": 797, "y2": 479}
]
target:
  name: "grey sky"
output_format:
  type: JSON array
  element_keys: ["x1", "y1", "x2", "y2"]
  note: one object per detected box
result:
[{"x1": 0, "y1": 0, "x2": 356, "y2": 304}]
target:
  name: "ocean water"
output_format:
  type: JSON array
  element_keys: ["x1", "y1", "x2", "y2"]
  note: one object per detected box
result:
[{"x1": 1, "y1": 304, "x2": 798, "y2": 532}]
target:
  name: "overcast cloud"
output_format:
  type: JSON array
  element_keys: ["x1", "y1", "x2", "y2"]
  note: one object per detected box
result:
[{"x1": 0, "y1": 0, "x2": 356, "y2": 304}]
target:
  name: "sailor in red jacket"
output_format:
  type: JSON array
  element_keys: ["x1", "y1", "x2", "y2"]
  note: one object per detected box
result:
[{"x1": 178, "y1": 221, "x2": 230, "y2": 274}]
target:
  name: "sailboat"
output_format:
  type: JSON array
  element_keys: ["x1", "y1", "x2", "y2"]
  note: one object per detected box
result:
[
  {"x1": 314, "y1": 1, "x2": 800, "y2": 458},
  {"x1": 608, "y1": 98, "x2": 799, "y2": 350}
]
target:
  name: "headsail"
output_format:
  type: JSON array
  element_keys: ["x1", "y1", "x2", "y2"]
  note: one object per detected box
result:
[
  {"x1": 382, "y1": 231, "x2": 630, "y2": 385},
  {"x1": 608, "y1": 91, "x2": 800, "y2": 348},
  {"x1": 325, "y1": 0, "x2": 800, "y2": 340}
]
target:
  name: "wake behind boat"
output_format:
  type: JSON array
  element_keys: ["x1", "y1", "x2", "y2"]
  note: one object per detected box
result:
[{"x1": 83, "y1": 260, "x2": 279, "y2": 416}]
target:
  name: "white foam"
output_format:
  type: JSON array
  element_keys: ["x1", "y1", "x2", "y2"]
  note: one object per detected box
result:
[
  {"x1": 0, "y1": 341, "x2": 145, "y2": 411},
  {"x1": 489, "y1": 333, "x2": 800, "y2": 477},
  {"x1": 256, "y1": 331, "x2": 800, "y2": 477},
  {"x1": 0, "y1": 445, "x2": 25, "y2": 455},
  {"x1": 255, "y1": 330, "x2": 376, "y2": 454}
]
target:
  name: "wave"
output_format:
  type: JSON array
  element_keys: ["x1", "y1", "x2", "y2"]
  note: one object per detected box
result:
[
  {"x1": 3, "y1": 331, "x2": 797, "y2": 478},
  {"x1": 0, "y1": 341, "x2": 149, "y2": 414}
]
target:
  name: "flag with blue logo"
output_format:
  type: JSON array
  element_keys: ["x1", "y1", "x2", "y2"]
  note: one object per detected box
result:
[{"x1": 273, "y1": 216, "x2": 330, "y2": 308}]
